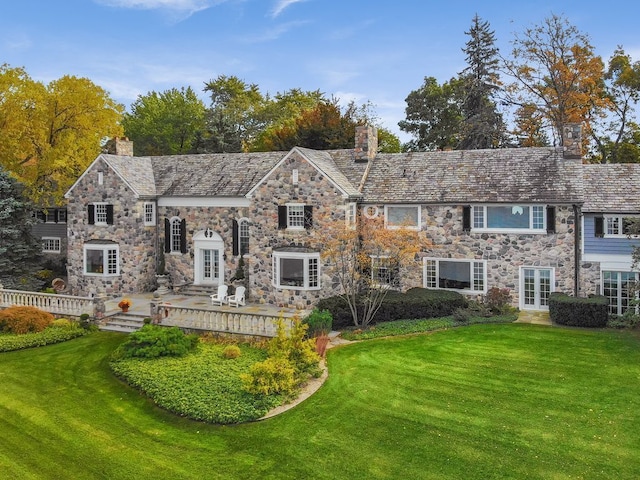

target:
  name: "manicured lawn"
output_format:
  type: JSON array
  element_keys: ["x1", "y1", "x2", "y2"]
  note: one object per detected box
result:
[{"x1": 1, "y1": 325, "x2": 640, "y2": 479}]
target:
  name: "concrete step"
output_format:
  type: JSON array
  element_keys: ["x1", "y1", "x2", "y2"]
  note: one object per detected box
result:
[{"x1": 100, "y1": 314, "x2": 146, "y2": 332}]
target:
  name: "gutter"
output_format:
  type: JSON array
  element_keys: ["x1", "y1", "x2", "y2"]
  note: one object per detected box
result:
[{"x1": 573, "y1": 204, "x2": 582, "y2": 297}]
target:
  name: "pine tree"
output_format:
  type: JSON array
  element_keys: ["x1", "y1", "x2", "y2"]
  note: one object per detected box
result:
[
  {"x1": 0, "y1": 167, "x2": 43, "y2": 289},
  {"x1": 459, "y1": 14, "x2": 506, "y2": 149}
]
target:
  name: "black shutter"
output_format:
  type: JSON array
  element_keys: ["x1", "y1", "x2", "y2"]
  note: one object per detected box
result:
[
  {"x1": 180, "y1": 219, "x2": 187, "y2": 254},
  {"x1": 88, "y1": 205, "x2": 95, "y2": 225},
  {"x1": 278, "y1": 205, "x2": 287, "y2": 229},
  {"x1": 546, "y1": 206, "x2": 556, "y2": 233},
  {"x1": 462, "y1": 206, "x2": 471, "y2": 232},
  {"x1": 164, "y1": 218, "x2": 171, "y2": 253},
  {"x1": 304, "y1": 205, "x2": 313, "y2": 229},
  {"x1": 232, "y1": 219, "x2": 239, "y2": 256},
  {"x1": 594, "y1": 216, "x2": 604, "y2": 237},
  {"x1": 106, "y1": 204, "x2": 114, "y2": 225}
]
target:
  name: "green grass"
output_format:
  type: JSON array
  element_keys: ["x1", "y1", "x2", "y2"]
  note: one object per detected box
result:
[
  {"x1": 1, "y1": 326, "x2": 640, "y2": 479},
  {"x1": 340, "y1": 313, "x2": 517, "y2": 340}
]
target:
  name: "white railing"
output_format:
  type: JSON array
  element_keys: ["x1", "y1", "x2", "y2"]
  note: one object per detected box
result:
[
  {"x1": 158, "y1": 303, "x2": 294, "y2": 337},
  {"x1": 0, "y1": 289, "x2": 94, "y2": 317}
]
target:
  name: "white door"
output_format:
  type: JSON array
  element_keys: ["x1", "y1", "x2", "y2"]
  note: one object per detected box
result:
[
  {"x1": 521, "y1": 267, "x2": 553, "y2": 310},
  {"x1": 199, "y1": 248, "x2": 220, "y2": 285}
]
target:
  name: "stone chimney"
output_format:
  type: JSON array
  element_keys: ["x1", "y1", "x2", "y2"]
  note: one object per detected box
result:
[
  {"x1": 354, "y1": 125, "x2": 378, "y2": 163},
  {"x1": 107, "y1": 137, "x2": 134, "y2": 156},
  {"x1": 562, "y1": 124, "x2": 582, "y2": 159}
]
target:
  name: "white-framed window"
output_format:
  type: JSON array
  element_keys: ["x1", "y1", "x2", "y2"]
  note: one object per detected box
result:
[
  {"x1": 287, "y1": 204, "x2": 305, "y2": 229},
  {"x1": 472, "y1": 205, "x2": 545, "y2": 233},
  {"x1": 42, "y1": 237, "x2": 61, "y2": 253},
  {"x1": 84, "y1": 243, "x2": 119, "y2": 276},
  {"x1": 363, "y1": 205, "x2": 379, "y2": 219},
  {"x1": 171, "y1": 217, "x2": 182, "y2": 253},
  {"x1": 370, "y1": 256, "x2": 398, "y2": 287},
  {"x1": 423, "y1": 258, "x2": 487, "y2": 293},
  {"x1": 602, "y1": 271, "x2": 639, "y2": 315},
  {"x1": 384, "y1": 205, "x2": 420, "y2": 230},
  {"x1": 273, "y1": 249, "x2": 320, "y2": 290},
  {"x1": 292, "y1": 169, "x2": 299, "y2": 185},
  {"x1": 144, "y1": 202, "x2": 155, "y2": 226},
  {"x1": 57, "y1": 209, "x2": 66, "y2": 223},
  {"x1": 94, "y1": 203, "x2": 108, "y2": 225},
  {"x1": 345, "y1": 202, "x2": 357, "y2": 229},
  {"x1": 604, "y1": 216, "x2": 640, "y2": 237},
  {"x1": 239, "y1": 219, "x2": 250, "y2": 255}
]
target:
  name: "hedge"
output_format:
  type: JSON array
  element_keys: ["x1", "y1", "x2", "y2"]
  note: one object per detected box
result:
[
  {"x1": 316, "y1": 288, "x2": 468, "y2": 328},
  {"x1": 548, "y1": 292, "x2": 609, "y2": 328}
]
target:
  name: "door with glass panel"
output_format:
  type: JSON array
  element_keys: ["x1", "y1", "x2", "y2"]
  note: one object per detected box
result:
[
  {"x1": 199, "y1": 249, "x2": 220, "y2": 285},
  {"x1": 521, "y1": 268, "x2": 553, "y2": 310}
]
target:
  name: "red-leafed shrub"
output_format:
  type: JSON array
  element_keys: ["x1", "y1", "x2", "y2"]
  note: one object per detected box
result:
[{"x1": 0, "y1": 306, "x2": 54, "y2": 334}]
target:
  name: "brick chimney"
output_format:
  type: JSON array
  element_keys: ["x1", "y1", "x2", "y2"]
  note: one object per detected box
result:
[
  {"x1": 562, "y1": 124, "x2": 582, "y2": 159},
  {"x1": 107, "y1": 137, "x2": 134, "y2": 156},
  {"x1": 354, "y1": 125, "x2": 378, "y2": 163}
]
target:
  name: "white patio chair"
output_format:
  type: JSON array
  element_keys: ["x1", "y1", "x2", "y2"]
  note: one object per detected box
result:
[
  {"x1": 210, "y1": 284, "x2": 228, "y2": 306},
  {"x1": 227, "y1": 286, "x2": 246, "y2": 307}
]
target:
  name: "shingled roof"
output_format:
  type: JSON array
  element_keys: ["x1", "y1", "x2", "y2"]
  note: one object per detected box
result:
[
  {"x1": 582, "y1": 164, "x2": 640, "y2": 213},
  {"x1": 348, "y1": 147, "x2": 584, "y2": 204}
]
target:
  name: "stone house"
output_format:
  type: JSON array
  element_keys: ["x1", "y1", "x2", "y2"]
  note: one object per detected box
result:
[{"x1": 63, "y1": 125, "x2": 639, "y2": 313}]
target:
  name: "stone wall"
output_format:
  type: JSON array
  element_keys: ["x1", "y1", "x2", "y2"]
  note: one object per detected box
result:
[{"x1": 67, "y1": 157, "x2": 156, "y2": 297}]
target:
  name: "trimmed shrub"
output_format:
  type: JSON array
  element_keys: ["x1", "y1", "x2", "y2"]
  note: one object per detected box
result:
[
  {"x1": 222, "y1": 344, "x2": 242, "y2": 359},
  {"x1": 0, "y1": 306, "x2": 54, "y2": 334},
  {"x1": 303, "y1": 309, "x2": 333, "y2": 337},
  {"x1": 51, "y1": 318, "x2": 73, "y2": 328},
  {"x1": 113, "y1": 324, "x2": 198, "y2": 359},
  {"x1": 317, "y1": 288, "x2": 468, "y2": 328},
  {"x1": 483, "y1": 287, "x2": 513, "y2": 314},
  {"x1": 241, "y1": 356, "x2": 296, "y2": 396},
  {"x1": 0, "y1": 324, "x2": 87, "y2": 352},
  {"x1": 549, "y1": 293, "x2": 608, "y2": 328}
]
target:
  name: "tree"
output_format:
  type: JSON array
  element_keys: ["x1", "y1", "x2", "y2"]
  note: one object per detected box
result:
[
  {"x1": 323, "y1": 214, "x2": 428, "y2": 327},
  {"x1": 201, "y1": 75, "x2": 266, "y2": 152},
  {"x1": 503, "y1": 14, "x2": 608, "y2": 147},
  {"x1": 0, "y1": 64, "x2": 124, "y2": 206},
  {"x1": 588, "y1": 48, "x2": 640, "y2": 163},
  {"x1": 122, "y1": 87, "x2": 206, "y2": 156},
  {"x1": 511, "y1": 103, "x2": 551, "y2": 147},
  {"x1": 399, "y1": 76, "x2": 464, "y2": 151},
  {"x1": 459, "y1": 15, "x2": 507, "y2": 149},
  {"x1": 0, "y1": 166, "x2": 43, "y2": 290}
]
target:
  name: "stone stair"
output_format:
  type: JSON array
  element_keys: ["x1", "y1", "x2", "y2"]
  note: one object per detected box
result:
[
  {"x1": 100, "y1": 313, "x2": 146, "y2": 333},
  {"x1": 175, "y1": 284, "x2": 214, "y2": 296}
]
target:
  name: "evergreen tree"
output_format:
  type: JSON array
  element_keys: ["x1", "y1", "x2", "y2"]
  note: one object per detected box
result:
[
  {"x1": 458, "y1": 14, "x2": 506, "y2": 149},
  {"x1": 0, "y1": 167, "x2": 43, "y2": 290}
]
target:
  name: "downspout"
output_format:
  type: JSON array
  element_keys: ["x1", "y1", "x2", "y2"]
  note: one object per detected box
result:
[{"x1": 573, "y1": 204, "x2": 581, "y2": 297}]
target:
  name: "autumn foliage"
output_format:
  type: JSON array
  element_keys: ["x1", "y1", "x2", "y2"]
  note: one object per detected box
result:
[{"x1": 0, "y1": 306, "x2": 54, "y2": 334}]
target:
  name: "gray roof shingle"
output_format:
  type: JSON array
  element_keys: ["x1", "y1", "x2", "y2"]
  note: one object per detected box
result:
[{"x1": 583, "y1": 164, "x2": 640, "y2": 212}]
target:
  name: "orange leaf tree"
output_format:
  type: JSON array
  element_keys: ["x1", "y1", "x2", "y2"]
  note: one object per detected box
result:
[{"x1": 322, "y1": 212, "x2": 429, "y2": 327}]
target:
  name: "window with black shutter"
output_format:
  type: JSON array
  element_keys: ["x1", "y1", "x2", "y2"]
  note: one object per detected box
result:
[
  {"x1": 546, "y1": 206, "x2": 556, "y2": 233},
  {"x1": 594, "y1": 216, "x2": 604, "y2": 237},
  {"x1": 462, "y1": 206, "x2": 471, "y2": 232},
  {"x1": 303, "y1": 205, "x2": 313, "y2": 229},
  {"x1": 278, "y1": 205, "x2": 288, "y2": 229},
  {"x1": 232, "y1": 219, "x2": 239, "y2": 256}
]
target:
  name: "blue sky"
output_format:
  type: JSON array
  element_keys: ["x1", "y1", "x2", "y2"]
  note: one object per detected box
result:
[{"x1": 1, "y1": 0, "x2": 639, "y2": 142}]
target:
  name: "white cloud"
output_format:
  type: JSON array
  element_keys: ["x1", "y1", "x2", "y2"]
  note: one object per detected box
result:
[
  {"x1": 270, "y1": 0, "x2": 306, "y2": 18},
  {"x1": 94, "y1": 0, "x2": 226, "y2": 19},
  {"x1": 241, "y1": 20, "x2": 309, "y2": 43}
]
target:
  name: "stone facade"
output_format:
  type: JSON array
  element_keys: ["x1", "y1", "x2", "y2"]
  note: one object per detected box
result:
[{"x1": 66, "y1": 157, "x2": 156, "y2": 296}]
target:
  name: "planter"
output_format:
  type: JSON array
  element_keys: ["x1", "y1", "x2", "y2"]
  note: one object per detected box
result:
[
  {"x1": 121, "y1": 307, "x2": 129, "y2": 313},
  {"x1": 155, "y1": 274, "x2": 171, "y2": 295}
]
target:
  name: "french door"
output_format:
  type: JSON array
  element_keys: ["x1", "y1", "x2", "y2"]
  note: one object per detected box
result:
[
  {"x1": 521, "y1": 267, "x2": 553, "y2": 310},
  {"x1": 199, "y1": 248, "x2": 220, "y2": 285}
]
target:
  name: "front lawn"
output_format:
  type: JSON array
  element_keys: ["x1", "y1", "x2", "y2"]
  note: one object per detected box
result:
[{"x1": 1, "y1": 325, "x2": 639, "y2": 479}]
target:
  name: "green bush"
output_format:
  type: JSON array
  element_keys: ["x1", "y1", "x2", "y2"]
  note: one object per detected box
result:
[
  {"x1": 222, "y1": 344, "x2": 242, "y2": 359},
  {"x1": 0, "y1": 324, "x2": 87, "y2": 352},
  {"x1": 317, "y1": 288, "x2": 468, "y2": 328},
  {"x1": 0, "y1": 306, "x2": 54, "y2": 334},
  {"x1": 241, "y1": 356, "x2": 296, "y2": 396},
  {"x1": 113, "y1": 325, "x2": 198, "y2": 359},
  {"x1": 303, "y1": 309, "x2": 333, "y2": 337},
  {"x1": 483, "y1": 287, "x2": 513, "y2": 314},
  {"x1": 549, "y1": 293, "x2": 609, "y2": 328},
  {"x1": 51, "y1": 318, "x2": 73, "y2": 328}
]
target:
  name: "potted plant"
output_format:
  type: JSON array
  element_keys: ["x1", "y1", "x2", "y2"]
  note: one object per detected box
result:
[
  {"x1": 118, "y1": 298, "x2": 132, "y2": 312},
  {"x1": 229, "y1": 256, "x2": 246, "y2": 294}
]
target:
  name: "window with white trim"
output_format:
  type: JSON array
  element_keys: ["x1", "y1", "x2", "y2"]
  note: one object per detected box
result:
[
  {"x1": 345, "y1": 202, "x2": 357, "y2": 229},
  {"x1": 604, "y1": 216, "x2": 640, "y2": 237},
  {"x1": 424, "y1": 258, "x2": 486, "y2": 293},
  {"x1": 287, "y1": 204, "x2": 305, "y2": 229},
  {"x1": 84, "y1": 243, "x2": 119, "y2": 276},
  {"x1": 42, "y1": 237, "x2": 61, "y2": 253},
  {"x1": 385, "y1": 205, "x2": 420, "y2": 230},
  {"x1": 144, "y1": 202, "x2": 155, "y2": 226},
  {"x1": 603, "y1": 271, "x2": 638, "y2": 315},
  {"x1": 472, "y1": 205, "x2": 545, "y2": 232},
  {"x1": 239, "y1": 219, "x2": 250, "y2": 255},
  {"x1": 171, "y1": 217, "x2": 182, "y2": 253},
  {"x1": 273, "y1": 249, "x2": 320, "y2": 290},
  {"x1": 371, "y1": 256, "x2": 398, "y2": 287}
]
